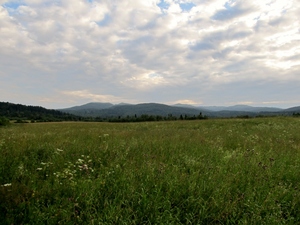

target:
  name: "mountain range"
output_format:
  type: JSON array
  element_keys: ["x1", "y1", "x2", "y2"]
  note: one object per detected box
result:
[
  {"x1": 1, "y1": 101, "x2": 299, "y2": 122},
  {"x1": 59, "y1": 102, "x2": 300, "y2": 118}
]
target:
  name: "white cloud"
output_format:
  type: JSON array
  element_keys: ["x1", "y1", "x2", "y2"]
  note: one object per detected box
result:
[
  {"x1": 61, "y1": 90, "x2": 129, "y2": 104},
  {"x1": 123, "y1": 71, "x2": 168, "y2": 90},
  {"x1": 171, "y1": 99, "x2": 202, "y2": 105}
]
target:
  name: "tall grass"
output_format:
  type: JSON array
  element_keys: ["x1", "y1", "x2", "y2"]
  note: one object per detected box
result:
[{"x1": 1, "y1": 117, "x2": 300, "y2": 224}]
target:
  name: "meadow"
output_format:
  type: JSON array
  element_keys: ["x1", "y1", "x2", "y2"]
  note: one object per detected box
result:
[{"x1": 1, "y1": 117, "x2": 300, "y2": 224}]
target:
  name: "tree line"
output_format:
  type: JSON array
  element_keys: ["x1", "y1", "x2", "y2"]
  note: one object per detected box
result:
[{"x1": 106, "y1": 113, "x2": 207, "y2": 122}]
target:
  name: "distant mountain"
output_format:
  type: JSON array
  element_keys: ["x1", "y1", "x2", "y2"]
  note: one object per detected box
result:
[
  {"x1": 201, "y1": 105, "x2": 282, "y2": 112},
  {"x1": 283, "y1": 106, "x2": 300, "y2": 113},
  {"x1": 115, "y1": 102, "x2": 132, "y2": 106},
  {"x1": 61, "y1": 102, "x2": 114, "y2": 111},
  {"x1": 60, "y1": 103, "x2": 207, "y2": 118},
  {"x1": 59, "y1": 102, "x2": 114, "y2": 117},
  {"x1": 2, "y1": 101, "x2": 300, "y2": 121},
  {"x1": 58, "y1": 102, "x2": 300, "y2": 118},
  {"x1": 173, "y1": 103, "x2": 197, "y2": 109}
]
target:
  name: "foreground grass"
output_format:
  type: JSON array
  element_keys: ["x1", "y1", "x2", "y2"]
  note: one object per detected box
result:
[{"x1": 1, "y1": 117, "x2": 300, "y2": 224}]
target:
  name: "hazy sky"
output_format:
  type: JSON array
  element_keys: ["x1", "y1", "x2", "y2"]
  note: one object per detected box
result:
[{"x1": 1, "y1": 0, "x2": 300, "y2": 109}]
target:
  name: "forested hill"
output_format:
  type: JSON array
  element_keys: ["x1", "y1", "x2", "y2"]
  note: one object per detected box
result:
[
  {"x1": 61, "y1": 103, "x2": 207, "y2": 118},
  {"x1": 0, "y1": 102, "x2": 81, "y2": 122}
]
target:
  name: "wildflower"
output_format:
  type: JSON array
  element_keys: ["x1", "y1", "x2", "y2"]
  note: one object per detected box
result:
[
  {"x1": 18, "y1": 164, "x2": 24, "y2": 170},
  {"x1": 56, "y1": 148, "x2": 64, "y2": 152},
  {"x1": 2, "y1": 183, "x2": 12, "y2": 187},
  {"x1": 82, "y1": 164, "x2": 88, "y2": 170},
  {"x1": 77, "y1": 159, "x2": 84, "y2": 163},
  {"x1": 37, "y1": 168, "x2": 43, "y2": 171},
  {"x1": 103, "y1": 134, "x2": 109, "y2": 137}
]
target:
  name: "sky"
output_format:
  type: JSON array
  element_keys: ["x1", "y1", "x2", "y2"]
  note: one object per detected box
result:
[{"x1": 1, "y1": 0, "x2": 300, "y2": 109}]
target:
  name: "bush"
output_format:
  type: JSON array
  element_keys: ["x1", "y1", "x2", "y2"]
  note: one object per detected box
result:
[
  {"x1": 0, "y1": 117, "x2": 10, "y2": 126},
  {"x1": 15, "y1": 119, "x2": 28, "y2": 124}
]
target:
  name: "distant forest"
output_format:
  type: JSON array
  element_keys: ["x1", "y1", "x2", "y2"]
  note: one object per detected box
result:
[
  {"x1": 0, "y1": 102, "x2": 82, "y2": 123},
  {"x1": 1, "y1": 102, "x2": 299, "y2": 126},
  {"x1": 0, "y1": 102, "x2": 207, "y2": 124}
]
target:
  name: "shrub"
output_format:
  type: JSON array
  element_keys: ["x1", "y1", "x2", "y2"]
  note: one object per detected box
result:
[
  {"x1": 14, "y1": 119, "x2": 28, "y2": 123},
  {"x1": 0, "y1": 117, "x2": 10, "y2": 126}
]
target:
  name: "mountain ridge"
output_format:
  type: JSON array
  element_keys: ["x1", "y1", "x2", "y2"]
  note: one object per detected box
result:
[
  {"x1": 1, "y1": 101, "x2": 299, "y2": 121},
  {"x1": 200, "y1": 104, "x2": 283, "y2": 112},
  {"x1": 60, "y1": 103, "x2": 206, "y2": 118},
  {"x1": 59, "y1": 102, "x2": 300, "y2": 118}
]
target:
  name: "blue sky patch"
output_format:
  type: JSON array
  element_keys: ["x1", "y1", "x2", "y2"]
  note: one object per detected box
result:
[
  {"x1": 190, "y1": 41, "x2": 214, "y2": 51},
  {"x1": 180, "y1": 2, "x2": 196, "y2": 12},
  {"x1": 96, "y1": 14, "x2": 111, "y2": 27},
  {"x1": 3, "y1": 1, "x2": 24, "y2": 9},
  {"x1": 224, "y1": 2, "x2": 232, "y2": 10},
  {"x1": 212, "y1": 3, "x2": 246, "y2": 21},
  {"x1": 157, "y1": 0, "x2": 170, "y2": 10}
]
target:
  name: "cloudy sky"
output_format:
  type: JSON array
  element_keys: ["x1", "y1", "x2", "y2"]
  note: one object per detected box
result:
[{"x1": 1, "y1": 0, "x2": 300, "y2": 109}]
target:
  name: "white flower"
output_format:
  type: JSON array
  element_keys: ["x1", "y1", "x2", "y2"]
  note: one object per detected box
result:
[
  {"x1": 37, "y1": 168, "x2": 43, "y2": 171},
  {"x1": 18, "y1": 164, "x2": 24, "y2": 170},
  {"x1": 2, "y1": 183, "x2": 12, "y2": 187},
  {"x1": 56, "y1": 148, "x2": 64, "y2": 152}
]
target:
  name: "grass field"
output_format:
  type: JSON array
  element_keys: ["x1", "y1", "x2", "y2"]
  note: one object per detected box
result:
[{"x1": 1, "y1": 117, "x2": 300, "y2": 224}]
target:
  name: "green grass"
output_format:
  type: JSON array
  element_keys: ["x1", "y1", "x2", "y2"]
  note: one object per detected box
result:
[{"x1": 1, "y1": 117, "x2": 300, "y2": 224}]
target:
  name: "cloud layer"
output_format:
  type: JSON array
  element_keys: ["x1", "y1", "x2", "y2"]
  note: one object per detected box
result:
[{"x1": 1, "y1": 0, "x2": 300, "y2": 108}]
